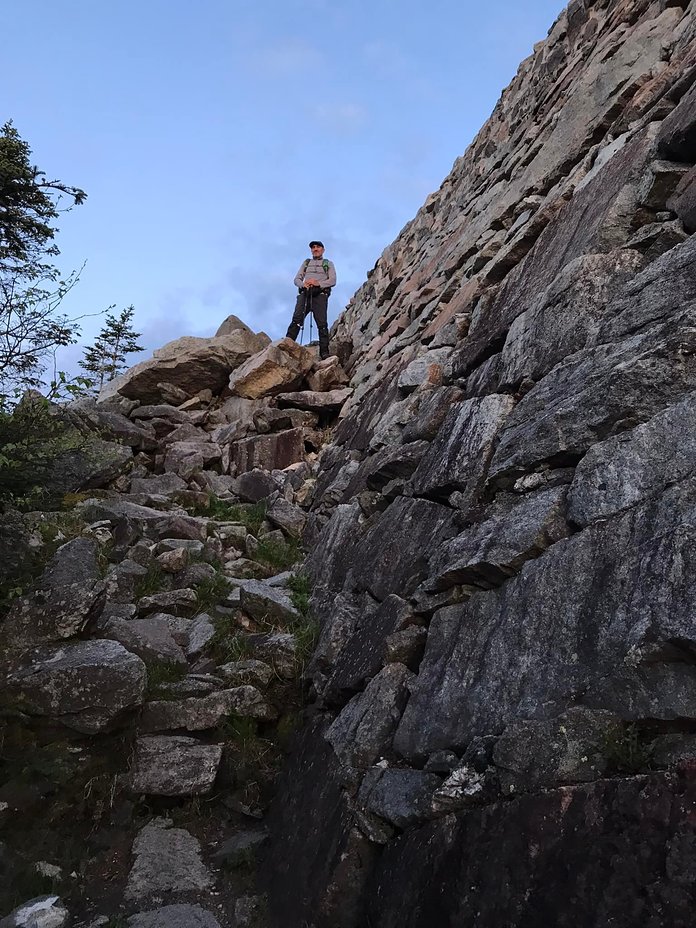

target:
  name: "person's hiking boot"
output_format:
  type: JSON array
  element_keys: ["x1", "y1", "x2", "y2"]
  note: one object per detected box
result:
[
  {"x1": 319, "y1": 331, "x2": 330, "y2": 360},
  {"x1": 286, "y1": 322, "x2": 301, "y2": 341}
]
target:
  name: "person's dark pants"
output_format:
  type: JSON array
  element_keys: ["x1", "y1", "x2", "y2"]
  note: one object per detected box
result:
[{"x1": 286, "y1": 287, "x2": 330, "y2": 358}]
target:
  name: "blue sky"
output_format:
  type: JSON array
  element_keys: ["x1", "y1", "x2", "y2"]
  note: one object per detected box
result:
[{"x1": 3, "y1": 0, "x2": 565, "y2": 373}]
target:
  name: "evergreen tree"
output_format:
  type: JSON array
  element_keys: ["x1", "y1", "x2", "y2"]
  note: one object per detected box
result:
[
  {"x1": 80, "y1": 305, "x2": 144, "y2": 392},
  {"x1": 0, "y1": 121, "x2": 87, "y2": 398}
]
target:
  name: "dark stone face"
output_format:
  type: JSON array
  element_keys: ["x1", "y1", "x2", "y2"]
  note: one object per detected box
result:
[
  {"x1": 364, "y1": 766, "x2": 696, "y2": 928},
  {"x1": 260, "y1": 718, "x2": 377, "y2": 928}
]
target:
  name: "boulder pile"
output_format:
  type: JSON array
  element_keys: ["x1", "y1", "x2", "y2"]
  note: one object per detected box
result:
[{"x1": 0, "y1": 319, "x2": 352, "y2": 926}]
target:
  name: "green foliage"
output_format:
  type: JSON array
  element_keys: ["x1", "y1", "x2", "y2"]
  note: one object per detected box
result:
[
  {"x1": 0, "y1": 120, "x2": 85, "y2": 278},
  {"x1": 288, "y1": 571, "x2": 311, "y2": 616},
  {"x1": 194, "y1": 571, "x2": 230, "y2": 612},
  {"x1": 208, "y1": 616, "x2": 253, "y2": 664},
  {"x1": 0, "y1": 394, "x2": 85, "y2": 508},
  {"x1": 80, "y1": 304, "x2": 144, "y2": 392},
  {"x1": 254, "y1": 537, "x2": 301, "y2": 570},
  {"x1": 187, "y1": 495, "x2": 268, "y2": 533},
  {"x1": 602, "y1": 722, "x2": 653, "y2": 774}
]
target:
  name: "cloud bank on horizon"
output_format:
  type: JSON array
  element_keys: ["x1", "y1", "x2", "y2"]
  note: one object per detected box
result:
[{"x1": 3, "y1": 0, "x2": 565, "y2": 372}]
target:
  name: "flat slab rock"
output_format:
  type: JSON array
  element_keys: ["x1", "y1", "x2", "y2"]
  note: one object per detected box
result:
[
  {"x1": 274, "y1": 387, "x2": 353, "y2": 412},
  {"x1": 127, "y1": 905, "x2": 222, "y2": 928},
  {"x1": 140, "y1": 686, "x2": 276, "y2": 732},
  {"x1": 395, "y1": 478, "x2": 696, "y2": 760},
  {"x1": 238, "y1": 580, "x2": 300, "y2": 625},
  {"x1": 568, "y1": 391, "x2": 696, "y2": 526},
  {"x1": 129, "y1": 735, "x2": 223, "y2": 796},
  {"x1": 126, "y1": 818, "x2": 213, "y2": 900}
]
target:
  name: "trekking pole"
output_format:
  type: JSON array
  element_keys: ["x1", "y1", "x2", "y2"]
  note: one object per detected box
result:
[
  {"x1": 308, "y1": 289, "x2": 314, "y2": 344},
  {"x1": 299, "y1": 288, "x2": 307, "y2": 345}
]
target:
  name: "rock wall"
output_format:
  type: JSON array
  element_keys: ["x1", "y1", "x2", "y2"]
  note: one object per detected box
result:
[{"x1": 262, "y1": 1, "x2": 696, "y2": 925}]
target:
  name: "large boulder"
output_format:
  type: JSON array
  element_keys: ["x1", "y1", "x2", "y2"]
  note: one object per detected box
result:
[
  {"x1": 228, "y1": 338, "x2": 315, "y2": 399},
  {"x1": 2, "y1": 537, "x2": 106, "y2": 649},
  {"x1": 101, "y1": 329, "x2": 267, "y2": 404},
  {"x1": 5, "y1": 639, "x2": 146, "y2": 733}
]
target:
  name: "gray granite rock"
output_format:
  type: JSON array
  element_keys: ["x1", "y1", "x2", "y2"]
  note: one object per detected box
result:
[
  {"x1": 0, "y1": 896, "x2": 69, "y2": 928},
  {"x1": 323, "y1": 595, "x2": 415, "y2": 704},
  {"x1": 239, "y1": 581, "x2": 300, "y2": 625},
  {"x1": 127, "y1": 905, "x2": 221, "y2": 928},
  {"x1": 347, "y1": 497, "x2": 460, "y2": 601},
  {"x1": 2, "y1": 537, "x2": 106, "y2": 649},
  {"x1": 657, "y1": 78, "x2": 696, "y2": 161},
  {"x1": 186, "y1": 613, "x2": 216, "y2": 658},
  {"x1": 6, "y1": 640, "x2": 146, "y2": 733},
  {"x1": 219, "y1": 659, "x2": 274, "y2": 688},
  {"x1": 424, "y1": 486, "x2": 569, "y2": 592},
  {"x1": 568, "y1": 392, "x2": 696, "y2": 526},
  {"x1": 129, "y1": 736, "x2": 222, "y2": 795},
  {"x1": 493, "y1": 707, "x2": 618, "y2": 795},
  {"x1": 266, "y1": 497, "x2": 307, "y2": 538},
  {"x1": 105, "y1": 616, "x2": 187, "y2": 666},
  {"x1": 137, "y1": 589, "x2": 198, "y2": 617},
  {"x1": 129, "y1": 473, "x2": 187, "y2": 496},
  {"x1": 229, "y1": 468, "x2": 278, "y2": 502},
  {"x1": 326, "y1": 664, "x2": 414, "y2": 769},
  {"x1": 359, "y1": 767, "x2": 442, "y2": 829},
  {"x1": 410, "y1": 394, "x2": 515, "y2": 508},
  {"x1": 275, "y1": 387, "x2": 353, "y2": 412},
  {"x1": 140, "y1": 686, "x2": 276, "y2": 731},
  {"x1": 498, "y1": 250, "x2": 643, "y2": 391},
  {"x1": 125, "y1": 818, "x2": 213, "y2": 900},
  {"x1": 395, "y1": 479, "x2": 696, "y2": 759}
]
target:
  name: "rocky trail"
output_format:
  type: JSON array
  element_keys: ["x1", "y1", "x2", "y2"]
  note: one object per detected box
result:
[
  {"x1": 3, "y1": 0, "x2": 696, "y2": 925},
  {"x1": 0, "y1": 322, "x2": 351, "y2": 928}
]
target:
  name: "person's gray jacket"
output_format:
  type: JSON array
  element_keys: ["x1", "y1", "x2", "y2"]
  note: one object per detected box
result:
[{"x1": 294, "y1": 257, "x2": 336, "y2": 289}]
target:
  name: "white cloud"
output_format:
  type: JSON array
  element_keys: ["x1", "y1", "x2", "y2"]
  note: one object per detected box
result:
[{"x1": 310, "y1": 101, "x2": 368, "y2": 135}]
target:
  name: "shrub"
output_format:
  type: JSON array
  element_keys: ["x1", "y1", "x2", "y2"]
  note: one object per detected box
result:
[{"x1": 0, "y1": 396, "x2": 84, "y2": 509}]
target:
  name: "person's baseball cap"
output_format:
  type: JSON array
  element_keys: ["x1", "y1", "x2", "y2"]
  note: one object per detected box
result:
[{"x1": 309, "y1": 240, "x2": 324, "y2": 248}]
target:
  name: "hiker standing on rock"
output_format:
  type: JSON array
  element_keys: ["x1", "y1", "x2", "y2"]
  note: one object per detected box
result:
[{"x1": 286, "y1": 240, "x2": 336, "y2": 359}]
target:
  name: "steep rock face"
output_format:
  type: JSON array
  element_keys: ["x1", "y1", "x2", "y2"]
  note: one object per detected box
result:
[{"x1": 264, "y1": 0, "x2": 696, "y2": 925}]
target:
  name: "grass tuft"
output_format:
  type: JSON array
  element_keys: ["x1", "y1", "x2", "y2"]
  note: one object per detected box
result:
[
  {"x1": 253, "y1": 538, "x2": 301, "y2": 571},
  {"x1": 193, "y1": 571, "x2": 230, "y2": 613},
  {"x1": 134, "y1": 564, "x2": 166, "y2": 599},
  {"x1": 288, "y1": 572, "x2": 311, "y2": 616}
]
